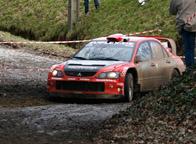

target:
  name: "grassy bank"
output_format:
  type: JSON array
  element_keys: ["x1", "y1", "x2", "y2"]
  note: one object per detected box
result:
[
  {"x1": 0, "y1": 31, "x2": 74, "y2": 59},
  {"x1": 73, "y1": 0, "x2": 177, "y2": 38},
  {"x1": 0, "y1": 0, "x2": 184, "y2": 52},
  {"x1": 69, "y1": 0, "x2": 183, "y2": 54},
  {"x1": 0, "y1": 0, "x2": 70, "y2": 41}
]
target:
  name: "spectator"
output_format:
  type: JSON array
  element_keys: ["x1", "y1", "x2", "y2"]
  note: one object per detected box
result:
[
  {"x1": 84, "y1": 0, "x2": 99, "y2": 15},
  {"x1": 169, "y1": 0, "x2": 196, "y2": 68}
]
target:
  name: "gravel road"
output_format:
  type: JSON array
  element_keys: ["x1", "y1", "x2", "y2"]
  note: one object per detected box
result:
[{"x1": 0, "y1": 45, "x2": 132, "y2": 143}]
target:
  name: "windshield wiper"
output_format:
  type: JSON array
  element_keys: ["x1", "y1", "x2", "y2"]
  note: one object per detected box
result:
[
  {"x1": 89, "y1": 57, "x2": 119, "y2": 61},
  {"x1": 73, "y1": 56, "x2": 86, "y2": 60}
]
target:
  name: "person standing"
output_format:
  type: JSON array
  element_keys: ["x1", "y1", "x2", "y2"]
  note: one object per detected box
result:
[
  {"x1": 84, "y1": 0, "x2": 99, "y2": 15},
  {"x1": 169, "y1": 0, "x2": 196, "y2": 68}
]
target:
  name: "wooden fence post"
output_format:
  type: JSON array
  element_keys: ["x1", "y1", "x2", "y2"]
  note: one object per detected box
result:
[{"x1": 68, "y1": 0, "x2": 80, "y2": 32}]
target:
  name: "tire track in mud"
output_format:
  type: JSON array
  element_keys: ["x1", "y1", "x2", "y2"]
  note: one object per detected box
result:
[
  {"x1": 0, "y1": 103, "x2": 131, "y2": 143},
  {"x1": 0, "y1": 46, "x2": 62, "y2": 101}
]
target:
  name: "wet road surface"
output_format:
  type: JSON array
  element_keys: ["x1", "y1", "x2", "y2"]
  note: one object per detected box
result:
[{"x1": 0, "y1": 45, "x2": 132, "y2": 143}]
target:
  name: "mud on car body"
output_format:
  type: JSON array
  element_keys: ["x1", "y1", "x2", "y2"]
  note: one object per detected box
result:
[{"x1": 47, "y1": 34, "x2": 185, "y2": 102}]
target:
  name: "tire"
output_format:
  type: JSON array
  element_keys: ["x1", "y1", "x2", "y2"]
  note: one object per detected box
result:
[
  {"x1": 171, "y1": 69, "x2": 179, "y2": 80},
  {"x1": 124, "y1": 73, "x2": 134, "y2": 102}
]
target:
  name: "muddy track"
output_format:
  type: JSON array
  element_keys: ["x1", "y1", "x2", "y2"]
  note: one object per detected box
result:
[{"x1": 0, "y1": 45, "x2": 132, "y2": 143}]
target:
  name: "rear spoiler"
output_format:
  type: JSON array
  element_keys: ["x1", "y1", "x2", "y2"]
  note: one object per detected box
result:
[{"x1": 140, "y1": 36, "x2": 177, "y2": 55}]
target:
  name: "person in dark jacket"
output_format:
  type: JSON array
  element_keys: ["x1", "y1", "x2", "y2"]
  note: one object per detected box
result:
[
  {"x1": 84, "y1": 0, "x2": 99, "y2": 14},
  {"x1": 169, "y1": 0, "x2": 196, "y2": 68}
]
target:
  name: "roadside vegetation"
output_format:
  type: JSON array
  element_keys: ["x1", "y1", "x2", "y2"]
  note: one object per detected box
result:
[
  {"x1": 0, "y1": 0, "x2": 69, "y2": 41},
  {"x1": 0, "y1": 31, "x2": 74, "y2": 59},
  {"x1": 0, "y1": 0, "x2": 184, "y2": 54},
  {"x1": 92, "y1": 65, "x2": 196, "y2": 143}
]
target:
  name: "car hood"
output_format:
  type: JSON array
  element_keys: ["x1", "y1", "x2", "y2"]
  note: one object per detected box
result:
[{"x1": 64, "y1": 60, "x2": 126, "y2": 76}]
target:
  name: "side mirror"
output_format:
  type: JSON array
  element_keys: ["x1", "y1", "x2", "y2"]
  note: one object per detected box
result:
[{"x1": 135, "y1": 55, "x2": 142, "y2": 63}]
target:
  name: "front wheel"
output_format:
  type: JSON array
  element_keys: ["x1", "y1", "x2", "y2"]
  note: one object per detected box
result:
[{"x1": 124, "y1": 73, "x2": 134, "y2": 102}]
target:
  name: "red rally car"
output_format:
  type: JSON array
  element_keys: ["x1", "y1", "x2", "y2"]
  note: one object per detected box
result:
[{"x1": 47, "y1": 34, "x2": 185, "y2": 102}]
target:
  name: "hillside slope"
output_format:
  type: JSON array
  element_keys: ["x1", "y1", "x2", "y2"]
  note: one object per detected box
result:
[
  {"x1": 0, "y1": 0, "x2": 183, "y2": 52},
  {"x1": 72, "y1": 0, "x2": 177, "y2": 39},
  {"x1": 0, "y1": 0, "x2": 69, "y2": 41}
]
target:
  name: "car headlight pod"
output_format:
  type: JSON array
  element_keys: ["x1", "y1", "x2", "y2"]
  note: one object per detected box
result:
[
  {"x1": 98, "y1": 72, "x2": 120, "y2": 79},
  {"x1": 52, "y1": 70, "x2": 63, "y2": 77}
]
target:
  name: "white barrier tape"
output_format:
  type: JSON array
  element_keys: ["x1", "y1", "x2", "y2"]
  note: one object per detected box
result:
[
  {"x1": 126, "y1": 29, "x2": 162, "y2": 36},
  {"x1": 0, "y1": 40, "x2": 91, "y2": 44},
  {"x1": 0, "y1": 29, "x2": 162, "y2": 44},
  {"x1": 185, "y1": 13, "x2": 196, "y2": 24},
  {"x1": 0, "y1": 68, "x2": 49, "y2": 72},
  {"x1": 179, "y1": 56, "x2": 196, "y2": 59}
]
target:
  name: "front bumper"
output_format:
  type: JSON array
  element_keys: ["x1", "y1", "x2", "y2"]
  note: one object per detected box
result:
[{"x1": 47, "y1": 77, "x2": 124, "y2": 99}]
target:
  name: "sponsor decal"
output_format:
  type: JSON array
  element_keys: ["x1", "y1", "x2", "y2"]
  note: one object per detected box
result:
[
  {"x1": 51, "y1": 77, "x2": 63, "y2": 80},
  {"x1": 96, "y1": 79, "x2": 115, "y2": 82},
  {"x1": 80, "y1": 78, "x2": 90, "y2": 81},
  {"x1": 68, "y1": 78, "x2": 76, "y2": 80},
  {"x1": 116, "y1": 83, "x2": 123, "y2": 86},
  {"x1": 89, "y1": 41, "x2": 134, "y2": 46},
  {"x1": 68, "y1": 66, "x2": 98, "y2": 70}
]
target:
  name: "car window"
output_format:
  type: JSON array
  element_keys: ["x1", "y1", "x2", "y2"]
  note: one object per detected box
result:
[
  {"x1": 150, "y1": 41, "x2": 165, "y2": 60},
  {"x1": 162, "y1": 47, "x2": 169, "y2": 58},
  {"x1": 136, "y1": 42, "x2": 152, "y2": 62},
  {"x1": 73, "y1": 41, "x2": 136, "y2": 62}
]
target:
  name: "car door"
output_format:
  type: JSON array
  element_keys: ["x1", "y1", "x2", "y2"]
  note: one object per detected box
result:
[
  {"x1": 149, "y1": 41, "x2": 174, "y2": 89},
  {"x1": 135, "y1": 41, "x2": 157, "y2": 91}
]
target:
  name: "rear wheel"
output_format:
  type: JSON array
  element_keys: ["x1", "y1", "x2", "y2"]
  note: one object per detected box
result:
[{"x1": 124, "y1": 73, "x2": 134, "y2": 102}]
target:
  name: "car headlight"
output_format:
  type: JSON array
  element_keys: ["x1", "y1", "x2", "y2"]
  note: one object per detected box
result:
[
  {"x1": 52, "y1": 70, "x2": 63, "y2": 77},
  {"x1": 98, "y1": 72, "x2": 120, "y2": 79}
]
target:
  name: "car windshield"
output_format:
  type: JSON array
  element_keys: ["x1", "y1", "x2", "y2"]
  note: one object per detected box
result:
[{"x1": 72, "y1": 41, "x2": 135, "y2": 62}]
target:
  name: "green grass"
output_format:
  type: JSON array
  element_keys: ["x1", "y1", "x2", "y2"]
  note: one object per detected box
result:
[
  {"x1": 0, "y1": 31, "x2": 74, "y2": 58},
  {"x1": 0, "y1": 0, "x2": 70, "y2": 41},
  {"x1": 70, "y1": 0, "x2": 183, "y2": 54},
  {"x1": 0, "y1": 0, "x2": 184, "y2": 54},
  {"x1": 73, "y1": 0, "x2": 177, "y2": 38}
]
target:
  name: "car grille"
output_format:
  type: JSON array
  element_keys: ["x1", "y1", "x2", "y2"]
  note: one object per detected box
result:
[
  {"x1": 64, "y1": 71, "x2": 97, "y2": 77},
  {"x1": 56, "y1": 81, "x2": 105, "y2": 92}
]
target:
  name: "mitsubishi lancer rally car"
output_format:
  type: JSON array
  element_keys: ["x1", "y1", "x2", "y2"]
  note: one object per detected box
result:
[{"x1": 47, "y1": 34, "x2": 185, "y2": 102}]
